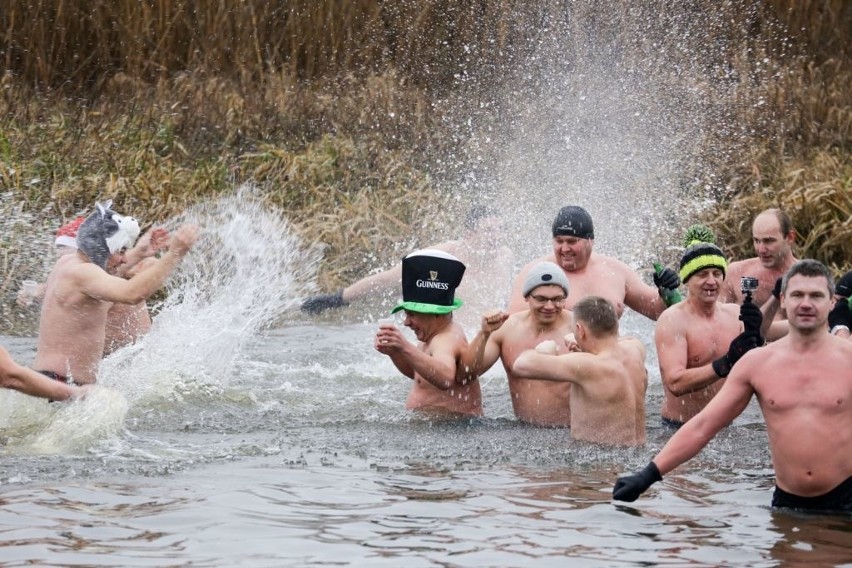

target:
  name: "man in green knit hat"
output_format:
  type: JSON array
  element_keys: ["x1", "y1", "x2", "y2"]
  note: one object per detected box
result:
[{"x1": 653, "y1": 226, "x2": 764, "y2": 428}]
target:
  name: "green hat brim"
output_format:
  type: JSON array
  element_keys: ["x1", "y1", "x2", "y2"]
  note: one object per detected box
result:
[{"x1": 391, "y1": 298, "x2": 463, "y2": 315}]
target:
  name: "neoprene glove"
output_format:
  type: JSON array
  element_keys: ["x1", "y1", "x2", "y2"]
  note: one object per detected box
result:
[
  {"x1": 300, "y1": 289, "x2": 348, "y2": 314},
  {"x1": 653, "y1": 267, "x2": 680, "y2": 293},
  {"x1": 739, "y1": 300, "x2": 763, "y2": 334},
  {"x1": 772, "y1": 277, "x2": 782, "y2": 300},
  {"x1": 828, "y1": 297, "x2": 852, "y2": 329},
  {"x1": 654, "y1": 267, "x2": 681, "y2": 306},
  {"x1": 613, "y1": 462, "x2": 663, "y2": 502},
  {"x1": 712, "y1": 330, "x2": 762, "y2": 378}
]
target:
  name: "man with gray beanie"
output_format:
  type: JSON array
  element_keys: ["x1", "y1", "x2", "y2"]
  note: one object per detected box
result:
[
  {"x1": 463, "y1": 261, "x2": 576, "y2": 426},
  {"x1": 507, "y1": 205, "x2": 680, "y2": 321},
  {"x1": 33, "y1": 201, "x2": 199, "y2": 385}
]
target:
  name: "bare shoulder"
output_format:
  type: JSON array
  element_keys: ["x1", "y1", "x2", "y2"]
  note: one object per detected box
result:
[
  {"x1": 500, "y1": 310, "x2": 533, "y2": 336},
  {"x1": 619, "y1": 335, "x2": 646, "y2": 355},
  {"x1": 427, "y1": 323, "x2": 468, "y2": 355},
  {"x1": 656, "y1": 301, "x2": 688, "y2": 327},
  {"x1": 591, "y1": 252, "x2": 633, "y2": 272},
  {"x1": 725, "y1": 258, "x2": 759, "y2": 276},
  {"x1": 54, "y1": 256, "x2": 101, "y2": 285}
]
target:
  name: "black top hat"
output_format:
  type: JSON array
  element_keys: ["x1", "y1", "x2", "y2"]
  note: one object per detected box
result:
[{"x1": 391, "y1": 249, "x2": 466, "y2": 314}]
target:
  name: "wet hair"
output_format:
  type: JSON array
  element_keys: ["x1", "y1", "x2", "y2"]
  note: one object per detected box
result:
[
  {"x1": 573, "y1": 296, "x2": 618, "y2": 336},
  {"x1": 759, "y1": 208, "x2": 794, "y2": 237},
  {"x1": 781, "y1": 259, "x2": 834, "y2": 296}
]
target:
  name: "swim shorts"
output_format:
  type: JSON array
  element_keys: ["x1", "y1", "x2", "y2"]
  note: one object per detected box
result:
[
  {"x1": 661, "y1": 416, "x2": 684, "y2": 429},
  {"x1": 772, "y1": 476, "x2": 852, "y2": 513},
  {"x1": 36, "y1": 369, "x2": 77, "y2": 386}
]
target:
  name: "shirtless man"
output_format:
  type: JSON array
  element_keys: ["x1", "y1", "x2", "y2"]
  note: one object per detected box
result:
[
  {"x1": 512, "y1": 296, "x2": 648, "y2": 446},
  {"x1": 33, "y1": 201, "x2": 198, "y2": 385},
  {"x1": 17, "y1": 217, "x2": 170, "y2": 355},
  {"x1": 1, "y1": 346, "x2": 89, "y2": 401},
  {"x1": 463, "y1": 261, "x2": 574, "y2": 427},
  {"x1": 722, "y1": 208, "x2": 798, "y2": 308},
  {"x1": 374, "y1": 249, "x2": 481, "y2": 418},
  {"x1": 614, "y1": 260, "x2": 852, "y2": 513},
  {"x1": 655, "y1": 235, "x2": 763, "y2": 427},
  {"x1": 507, "y1": 206, "x2": 679, "y2": 319},
  {"x1": 302, "y1": 205, "x2": 515, "y2": 325}
]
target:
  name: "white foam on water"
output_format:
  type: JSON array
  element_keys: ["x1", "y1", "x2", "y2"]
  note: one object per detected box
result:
[
  {"x1": 100, "y1": 186, "x2": 323, "y2": 404},
  {"x1": 1, "y1": 387, "x2": 128, "y2": 455}
]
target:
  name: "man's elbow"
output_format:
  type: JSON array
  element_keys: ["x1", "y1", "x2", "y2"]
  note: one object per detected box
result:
[
  {"x1": 513, "y1": 357, "x2": 534, "y2": 378},
  {"x1": 663, "y1": 376, "x2": 693, "y2": 397},
  {"x1": 113, "y1": 288, "x2": 152, "y2": 305}
]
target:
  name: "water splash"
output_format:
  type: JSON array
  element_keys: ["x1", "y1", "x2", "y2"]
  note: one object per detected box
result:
[
  {"x1": 450, "y1": 2, "x2": 777, "y2": 269},
  {"x1": 100, "y1": 186, "x2": 322, "y2": 402}
]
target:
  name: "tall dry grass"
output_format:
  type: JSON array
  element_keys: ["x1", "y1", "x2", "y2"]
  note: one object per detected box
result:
[
  {"x1": 704, "y1": 1, "x2": 852, "y2": 271},
  {"x1": 0, "y1": 0, "x2": 849, "y2": 332}
]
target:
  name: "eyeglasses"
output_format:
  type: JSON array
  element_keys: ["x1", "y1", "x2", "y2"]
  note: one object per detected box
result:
[{"x1": 530, "y1": 295, "x2": 566, "y2": 306}]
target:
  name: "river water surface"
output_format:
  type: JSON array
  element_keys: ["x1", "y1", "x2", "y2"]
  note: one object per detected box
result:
[{"x1": 1, "y1": 196, "x2": 850, "y2": 567}]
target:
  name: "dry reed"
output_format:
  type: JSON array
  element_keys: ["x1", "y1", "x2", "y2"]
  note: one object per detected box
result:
[{"x1": 0, "y1": 0, "x2": 850, "y2": 332}]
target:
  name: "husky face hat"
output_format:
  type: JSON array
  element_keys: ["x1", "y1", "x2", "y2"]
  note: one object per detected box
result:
[
  {"x1": 76, "y1": 200, "x2": 141, "y2": 269},
  {"x1": 391, "y1": 249, "x2": 466, "y2": 315}
]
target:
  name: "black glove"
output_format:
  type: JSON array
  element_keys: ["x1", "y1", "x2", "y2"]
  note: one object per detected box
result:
[
  {"x1": 654, "y1": 267, "x2": 681, "y2": 306},
  {"x1": 654, "y1": 266, "x2": 680, "y2": 292},
  {"x1": 712, "y1": 330, "x2": 762, "y2": 378},
  {"x1": 300, "y1": 289, "x2": 348, "y2": 314},
  {"x1": 739, "y1": 301, "x2": 763, "y2": 334},
  {"x1": 772, "y1": 277, "x2": 782, "y2": 300},
  {"x1": 613, "y1": 462, "x2": 663, "y2": 502},
  {"x1": 828, "y1": 297, "x2": 852, "y2": 329}
]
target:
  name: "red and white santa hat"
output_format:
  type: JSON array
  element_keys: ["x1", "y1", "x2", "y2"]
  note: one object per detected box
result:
[{"x1": 55, "y1": 216, "x2": 86, "y2": 248}]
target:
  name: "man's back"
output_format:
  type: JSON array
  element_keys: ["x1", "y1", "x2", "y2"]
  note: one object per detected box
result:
[{"x1": 569, "y1": 337, "x2": 647, "y2": 446}]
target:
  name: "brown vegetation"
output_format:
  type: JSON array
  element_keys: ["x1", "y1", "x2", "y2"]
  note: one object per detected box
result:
[{"x1": 0, "y1": 0, "x2": 849, "y2": 332}]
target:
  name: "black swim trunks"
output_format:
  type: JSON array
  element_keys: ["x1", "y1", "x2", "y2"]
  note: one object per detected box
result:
[
  {"x1": 36, "y1": 370, "x2": 77, "y2": 386},
  {"x1": 772, "y1": 475, "x2": 852, "y2": 513},
  {"x1": 661, "y1": 416, "x2": 684, "y2": 429}
]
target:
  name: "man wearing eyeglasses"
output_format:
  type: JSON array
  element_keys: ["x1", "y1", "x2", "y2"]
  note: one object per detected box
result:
[
  {"x1": 462, "y1": 262, "x2": 575, "y2": 427},
  {"x1": 506, "y1": 206, "x2": 680, "y2": 319}
]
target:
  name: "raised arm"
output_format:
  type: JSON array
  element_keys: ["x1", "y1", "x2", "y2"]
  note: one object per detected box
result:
[
  {"x1": 79, "y1": 225, "x2": 198, "y2": 304},
  {"x1": 116, "y1": 227, "x2": 169, "y2": 278},
  {"x1": 461, "y1": 310, "x2": 508, "y2": 378},
  {"x1": 623, "y1": 263, "x2": 671, "y2": 321},
  {"x1": 513, "y1": 348, "x2": 592, "y2": 384}
]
